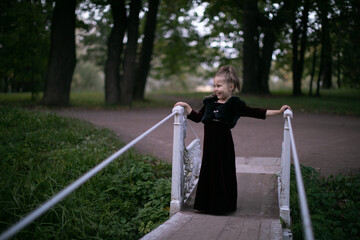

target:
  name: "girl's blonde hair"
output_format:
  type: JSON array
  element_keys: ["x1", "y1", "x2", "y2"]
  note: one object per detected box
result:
[{"x1": 215, "y1": 65, "x2": 241, "y2": 93}]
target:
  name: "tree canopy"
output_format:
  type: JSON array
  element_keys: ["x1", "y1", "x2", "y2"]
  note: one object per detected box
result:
[
  {"x1": 1, "y1": 0, "x2": 359, "y2": 105},
  {"x1": 0, "y1": 0, "x2": 52, "y2": 97}
]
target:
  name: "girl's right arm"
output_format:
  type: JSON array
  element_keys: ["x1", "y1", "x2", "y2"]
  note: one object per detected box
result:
[{"x1": 174, "y1": 102, "x2": 193, "y2": 115}]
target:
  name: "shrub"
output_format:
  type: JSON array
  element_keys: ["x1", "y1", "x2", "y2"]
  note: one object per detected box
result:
[{"x1": 290, "y1": 165, "x2": 360, "y2": 240}]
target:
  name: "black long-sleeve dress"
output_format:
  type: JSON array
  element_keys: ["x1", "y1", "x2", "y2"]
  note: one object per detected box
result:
[{"x1": 187, "y1": 96, "x2": 266, "y2": 214}]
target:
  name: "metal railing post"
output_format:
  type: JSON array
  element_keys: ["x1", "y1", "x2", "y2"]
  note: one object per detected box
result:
[
  {"x1": 170, "y1": 106, "x2": 185, "y2": 216},
  {"x1": 279, "y1": 109, "x2": 293, "y2": 228}
]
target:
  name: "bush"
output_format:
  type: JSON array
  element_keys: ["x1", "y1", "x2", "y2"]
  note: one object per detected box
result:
[
  {"x1": 0, "y1": 107, "x2": 171, "y2": 239},
  {"x1": 290, "y1": 165, "x2": 360, "y2": 240}
]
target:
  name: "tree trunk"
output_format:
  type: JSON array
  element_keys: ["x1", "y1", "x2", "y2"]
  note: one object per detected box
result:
[
  {"x1": 133, "y1": 0, "x2": 160, "y2": 101},
  {"x1": 322, "y1": 34, "x2": 333, "y2": 89},
  {"x1": 242, "y1": 0, "x2": 260, "y2": 93},
  {"x1": 292, "y1": 0, "x2": 309, "y2": 96},
  {"x1": 43, "y1": 0, "x2": 76, "y2": 106},
  {"x1": 258, "y1": 29, "x2": 275, "y2": 94},
  {"x1": 242, "y1": 0, "x2": 291, "y2": 94},
  {"x1": 337, "y1": 50, "x2": 341, "y2": 88},
  {"x1": 291, "y1": 17, "x2": 300, "y2": 96},
  {"x1": 297, "y1": 0, "x2": 309, "y2": 94},
  {"x1": 309, "y1": 45, "x2": 317, "y2": 96},
  {"x1": 2, "y1": 76, "x2": 9, "y2": 93},
  {"x1": 319, "y1": 0, "x2": 332, "y2": 89},
  {"x1": 120, "y1": 0, "x2": 141, "y2": 105},
  {"x1": 105, "y1": 0, "x2": 127, "y2": 105},
  {"x1": 316, "y1": 50, "x2": 323, "y2": 97}
]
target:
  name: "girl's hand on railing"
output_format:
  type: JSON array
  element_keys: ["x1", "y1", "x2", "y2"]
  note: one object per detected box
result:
[
  {"x1": 266, "y1": 105, "x2": 291, "y2": 117},
  {"x1": 174, "y1": 102, "x2": 192, "y2": 115},
  {"x1": 280, "y1": 105, "x2": 291, "y2": 113}
]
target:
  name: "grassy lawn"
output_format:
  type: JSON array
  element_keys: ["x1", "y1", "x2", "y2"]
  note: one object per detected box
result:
[
  {"x1": 0, "y1": 91, "x2": 173, "y2": 109},
  {"x1": 0, "y1": 107, "x2": 171, "y2": 239},
  {"x1": 1, "y1": 88, "x2": 359, "y2": 116}
]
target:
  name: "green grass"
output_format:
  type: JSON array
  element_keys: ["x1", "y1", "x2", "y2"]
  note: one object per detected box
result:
[
  {"x1": 1, "y1": 88, "x2": 359, "y2": 115},
  {"x1": 290, "y1": 165, "x2": 360, "y2": 240},
  {"x1": 242, "y1": 89, "x2": 360, "y2": 116},
  {"x1": 0, "y1": 107, "x2": 171, "y2": 239},
  {"x1": 0, "y1": 92, "x2": 173, "y2": 109}
]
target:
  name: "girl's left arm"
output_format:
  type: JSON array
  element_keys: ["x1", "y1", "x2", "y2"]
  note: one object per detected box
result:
[{"x1": 266, "y1": 105, "x2": 291, "y2": 117}]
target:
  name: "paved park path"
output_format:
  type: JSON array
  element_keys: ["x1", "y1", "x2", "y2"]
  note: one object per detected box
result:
[
  {"x1": 53, "y1": 106, "x2": 360, "y2": 239},
  {"x1": 54, "y1": 107, "x2": 360, "y2": 176}
]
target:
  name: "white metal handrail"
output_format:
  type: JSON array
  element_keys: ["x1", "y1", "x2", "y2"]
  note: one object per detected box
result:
[
  {"x1": 279, "y1": 109, "x2": 314, "y2": 240},
  {"x1": 0, "y1": 111, "x2": 177, "y2": 240}
]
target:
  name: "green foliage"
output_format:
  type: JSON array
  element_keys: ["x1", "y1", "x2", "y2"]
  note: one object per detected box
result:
[
  {"x1": 0, "y1": 0, "x2": 51, "y2": 94},
  {"x1": 77, "y1": 2, "x2": 111, "y2": 67},
  {"x1": 153, "y1": 1, "x2": 205, "y2": 79},
  {"x1": 330, "y1": 0, "x2": 360, "y2": 88},
  {"x1": 290, "y1": 165, "x2": 360, "y2": 240},
  {"x1": 0, "y1": 107, "x2": 171, "y2": 239},
  {"x1": 72, "y1": 61, "x2": 104, "y2": 91}
]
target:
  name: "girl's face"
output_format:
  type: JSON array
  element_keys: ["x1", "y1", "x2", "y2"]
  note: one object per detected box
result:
[{"x1": 213, "y1": 77, "x2": 234, "y2": 103}]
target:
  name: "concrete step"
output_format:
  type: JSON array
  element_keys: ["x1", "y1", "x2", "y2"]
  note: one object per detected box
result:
[
  {"x1": 141, "y1": 211, "x2": 282, "y2": 240},
  {"x1": 236, "y1": 157, "x2": 281, "y2": 174}
]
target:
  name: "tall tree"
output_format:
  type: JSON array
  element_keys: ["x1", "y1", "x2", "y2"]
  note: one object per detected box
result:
[
  {"x1": 291, "y1": 0, "x2": 310, "y2": 96},
  {"x1": 79, "y1": 0, "x2": 164, "y2": 105},
  {"x1": 152, "y1": 0, "x2": 202, "y2": 83},
  {"x1": 318, "y1": 0, "x2": 333, "y2": 89},
  {"x1": 133, "y1": 0, "x2": 160, "y2": 101},
  {"x1": 43, "y1": 0, "x2": 77, "y2": 105},
  {"x1": 104, "y1": 0, "x2": 127, "y2": 104},
  {"x1": 0, "y1": 0, "x2": 51, "y2": 95},
  {"x1": 257, "y1": 25, "x2": 276, "y2": 93},
  {"x1": 242, "y1": 0, "x2": 291, "y2": 94},
  {"x1": 339, "y1": 0, "x2": 360, "y2": 88},
  {"x1": 242, "y1": 0, "x2": 260, "y2": 93},
  {"x1": 120, "y1": 0, "x2": 141, "y2": 105},
  {"x1": 309, "y1": 45, "x2": 317, "y2": 96}
]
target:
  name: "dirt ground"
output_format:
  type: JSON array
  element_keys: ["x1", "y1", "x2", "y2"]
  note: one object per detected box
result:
[{"x1": 54, "y1": 107, "x2": 360, "y2": 177}]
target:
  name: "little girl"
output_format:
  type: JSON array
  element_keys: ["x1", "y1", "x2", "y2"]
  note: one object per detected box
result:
[{"x1": 175, "y1": 66, "x2": 290, "y2": 214}]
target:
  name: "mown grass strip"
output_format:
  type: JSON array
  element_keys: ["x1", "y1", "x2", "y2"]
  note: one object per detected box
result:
[
  {"x1": 1, "y1": 88, "x2": 359, "y2": 115},
  {"x1": 155, "y1": 88, "x2": 360, "y2": 116}
]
